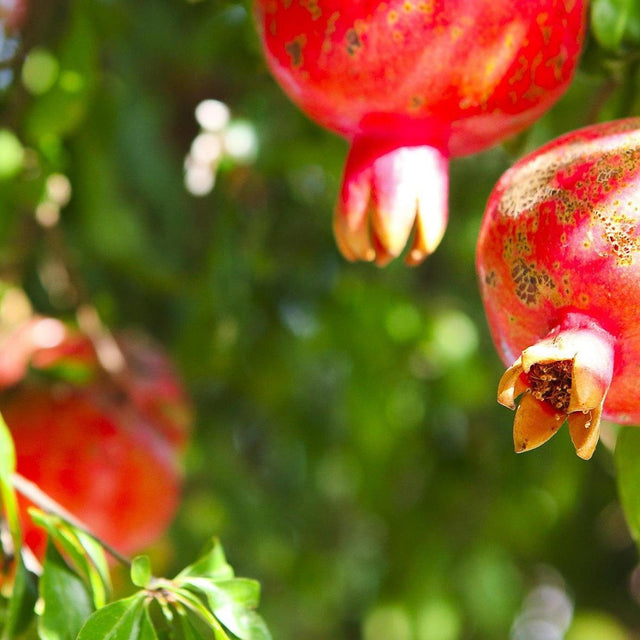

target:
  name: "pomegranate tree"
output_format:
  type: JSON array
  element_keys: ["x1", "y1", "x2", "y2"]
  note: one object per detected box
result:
[
  {"x1": 0, "y1": 316, "x2": 191, "y2": 556},
  {"x1": 476, "y1": 118, "x2": 640, "y2": 460},
  {"x1": 255, "y1": 0, "x2": 586, "y2": 265}
]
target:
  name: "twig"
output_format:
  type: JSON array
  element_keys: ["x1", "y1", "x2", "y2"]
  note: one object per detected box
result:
[{"x1": 10, "y1": 472, "x2": 132, "y2": 568}]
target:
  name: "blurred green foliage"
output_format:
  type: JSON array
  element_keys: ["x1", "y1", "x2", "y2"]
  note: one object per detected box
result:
[{"x1": 2, "y1": 0, "x2": 640, "y2": 638}]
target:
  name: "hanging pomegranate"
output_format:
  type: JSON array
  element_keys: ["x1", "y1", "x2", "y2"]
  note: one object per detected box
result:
[
  {"x1": 0, "y1": 316, "x2": 191, "y2": 556},
  {"x1": 254, "y1": 0, "x2": 586, "y2": 265},
  {"x1": 476, "y1": 118, "x2": 640, "y2": 460}
]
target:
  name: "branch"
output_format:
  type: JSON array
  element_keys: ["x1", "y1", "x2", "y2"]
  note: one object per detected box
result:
[{"x1": 10, "y1": 472, "x2": 132, "y2": 568}]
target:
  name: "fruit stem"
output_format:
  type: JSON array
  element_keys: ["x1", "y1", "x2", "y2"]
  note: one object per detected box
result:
[
  {"x1": 497, "y1": 313, "x2": 615, "y2": 459},
  {"x1": 11, "y1": 472, "x2": 133, "y2": 568},
  {"x1": 334, "y1": 134, "x2": 449, "y2": 266}
]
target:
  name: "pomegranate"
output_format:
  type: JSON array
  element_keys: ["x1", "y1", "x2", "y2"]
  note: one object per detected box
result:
[
  {"x1": 0, "y1": 316, "x2": 191, "y2": 556},
  {"x1": 476, "y1": 118, "x2": 640, "y2": 460},
  {"x1": 255, "y1": 0, "x2": 586, "y2": 265},
  {"x1": 3, "y1": 386, "x2": 182, "y2": 558}
]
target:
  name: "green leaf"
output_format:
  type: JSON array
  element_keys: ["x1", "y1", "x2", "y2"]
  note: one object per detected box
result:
[
  {"x1": 179, "y1": 579, "x2": 269, "y2": 640},
  {"x1": 1, "y1": 556, "x2": 38, "y2": 640},
  {"x1": 616, "y1": 427, "x2": 640, "y2": 542},
  {"x1": 38, "y1": 542, "x2": 94, "y2": 640},
  {"x1": 0, "y1": 419, "x2": 20, "y2": 553},
  {"x1": 76, "y1": 594, "x2": 152, "y2": 640},
  {"x1": 174, "y1": 606, "x2": 219, "y2": 640},
  {"x1": 175, "y1": 538, "x2": 234, "y2": 581},
  {"x1": 131, "y1": 555, "x2": 152, "y2": 588},
  {"x1": 163, "y1": 587, "x2": 229, "y2": 640},
  {"x1": 591, "y1": 0, "x2": 632, "y2": 51},
  {"x1": 0, "y1": 412, "x2": 16, "y2": 477},
  {"x1": 29, "y1": 509, "x2": 111, "y2": 608}
]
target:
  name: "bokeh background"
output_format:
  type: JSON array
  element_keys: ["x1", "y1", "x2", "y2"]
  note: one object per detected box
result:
[{"x1": 2, "y1": 0, "x2": 640, "y2": 638}]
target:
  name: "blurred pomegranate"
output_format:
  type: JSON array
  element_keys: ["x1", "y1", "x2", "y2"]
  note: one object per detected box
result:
[{"x1": 0, "y1": 315, "x2": 191, "y2": 557}]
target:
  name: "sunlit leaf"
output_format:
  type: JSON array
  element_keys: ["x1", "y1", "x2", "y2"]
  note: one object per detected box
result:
[
  {"x1": 29, "y1": 509, "x2": 111, "y2": 608},
  {"x1": 0, "y1": 413, "x2": 15, "y2": 477},
  {"x1": 175, "y1": 538, "x2": 234, "y2": 581},
  {"x1": 131, "y1": 555, "x2": 152, "y2": 588},
  {"x1": 0, "y1": 415, "x2": 20, "y2": 553},
  {"x1": 76, "y1": 594, "x2": 151, "y2": 640},
  {"x1": 179, "y1": 578, "x2": 269, "y2": 640}
]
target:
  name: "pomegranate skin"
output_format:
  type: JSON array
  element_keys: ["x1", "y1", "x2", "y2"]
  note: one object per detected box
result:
[
  {"x1": 477, "y1": 117, "x2": 640, "y2": 426},
  {"x1": 255, "y1": 0, "x2": 585, "y2": 156}
]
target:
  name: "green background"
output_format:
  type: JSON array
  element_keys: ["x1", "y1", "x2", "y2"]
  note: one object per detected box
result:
[{"x1": 3, "y1": 0, "x2": 640, "y2": 637}]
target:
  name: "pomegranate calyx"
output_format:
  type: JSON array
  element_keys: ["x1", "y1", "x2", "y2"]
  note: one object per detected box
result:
[
  {"x1": 497, "y1": 325, "x2": 615, "y2": 460},
  {"x1": 335, "y1": 139, "x2": 449, "y2": 266}
]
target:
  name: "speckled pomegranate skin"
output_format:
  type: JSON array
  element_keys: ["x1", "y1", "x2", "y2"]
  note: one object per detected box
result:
[
  {"x1": 255, "y1": 0, "x2": 586, "y2": 156},
  {"x1": 477, "y1": 118, "x2": 640, "y2": 424}
]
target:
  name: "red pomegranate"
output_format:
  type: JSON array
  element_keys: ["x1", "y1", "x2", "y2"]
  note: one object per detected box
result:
[
  {"x1": 476, "y1": 118, "x2": 640, "y2": 460},
  {"x1": 255, "y1": 0, "x2": 586, "y2": 265},
  {"x1": 0, "y1": 316, "x2": 191, "y2": 556},
  {"x1": 3, "y1": 386, "x2": 182, "y2": 558}
]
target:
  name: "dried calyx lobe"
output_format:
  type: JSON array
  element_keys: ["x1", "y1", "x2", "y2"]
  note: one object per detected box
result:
[{"x1": 477, "y1": 117, "x2": 640, "y2": 460}]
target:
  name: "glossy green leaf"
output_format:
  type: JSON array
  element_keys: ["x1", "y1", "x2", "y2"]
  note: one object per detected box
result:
[
  {"x1": 38, "y1": 542, "x2": 94, "y2": 640},
  {"x1": 0, "y1": 412, "x2": 15, "y2": 478},
  {"x1": 615, "y1": 427, "x2": 640, "y2": 542},
  {"x1": 180, "y1": 579, "x2": 269, "y2": 640},
  {"x1": 1, "y1": 556, "x2": 38, "y2": 640},
  {"x1": 164, "y1": 587, "x2": 229, "y2": 640},
  {"x1": 131, "y1": 555, "x2": 152, "y2": 588},
  {"x1": 174, "y1": 606, "x2": 218, "y2": 640},
  {"x1": 175, "y1": 539, "x2": 234, "y2": 581},
  {"x1": 591, "y1": 0, "x2": 632, "y2": 50},
  {"x1": 29, "y1": 509, "x2": 111, "y2": 608},
  {"x1": 76, "y1": 594, "x2": 152, "y2": 640}
]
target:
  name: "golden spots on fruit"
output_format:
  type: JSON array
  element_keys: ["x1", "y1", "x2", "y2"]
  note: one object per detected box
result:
[
  {"x1": 511, "y1": 258, "x2": 558, "y2": 307},
  {"x1": 417, "y1": 0, "x2": 434, "y2": 12},
  {"x1": 345, "y1": 28, "x2": 363, "y2": 55},
  {"x1": 560, "y1": 232, "x2": 567, "y2": 244},
  {"x1": 285, "y1": 35, "x2": 306, "y2": 68},
  {"x1": 593, "y1": 209, "x2": 640, "y2": 266},
  {"x1": 578, "y1": 293, "x2": 589, "y2": 307},
  {"x1": 393, "y1": 30, "x2": 403, "y2": 42},
  {"x1": 536, "y1": 12, "x2": 551, "y2": 46},
  {"x1": 321, "y1": 11, "x2": 340, "y2": 54},
  {"x1": 553, "y1": 260, "x2": 560, "y2": 270},
  {"x1": 300, "y1": 0, "x2": 321, "y2": 20},
  {"x1": 403, "y1": 1, "x2": 413, "y2": 11},
  {"x1": 388, "y1": 9, "x2": 399, "y2": 24},
  {"x1": 516, "y1": 230, "x2": 531, "y2": 256}
]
